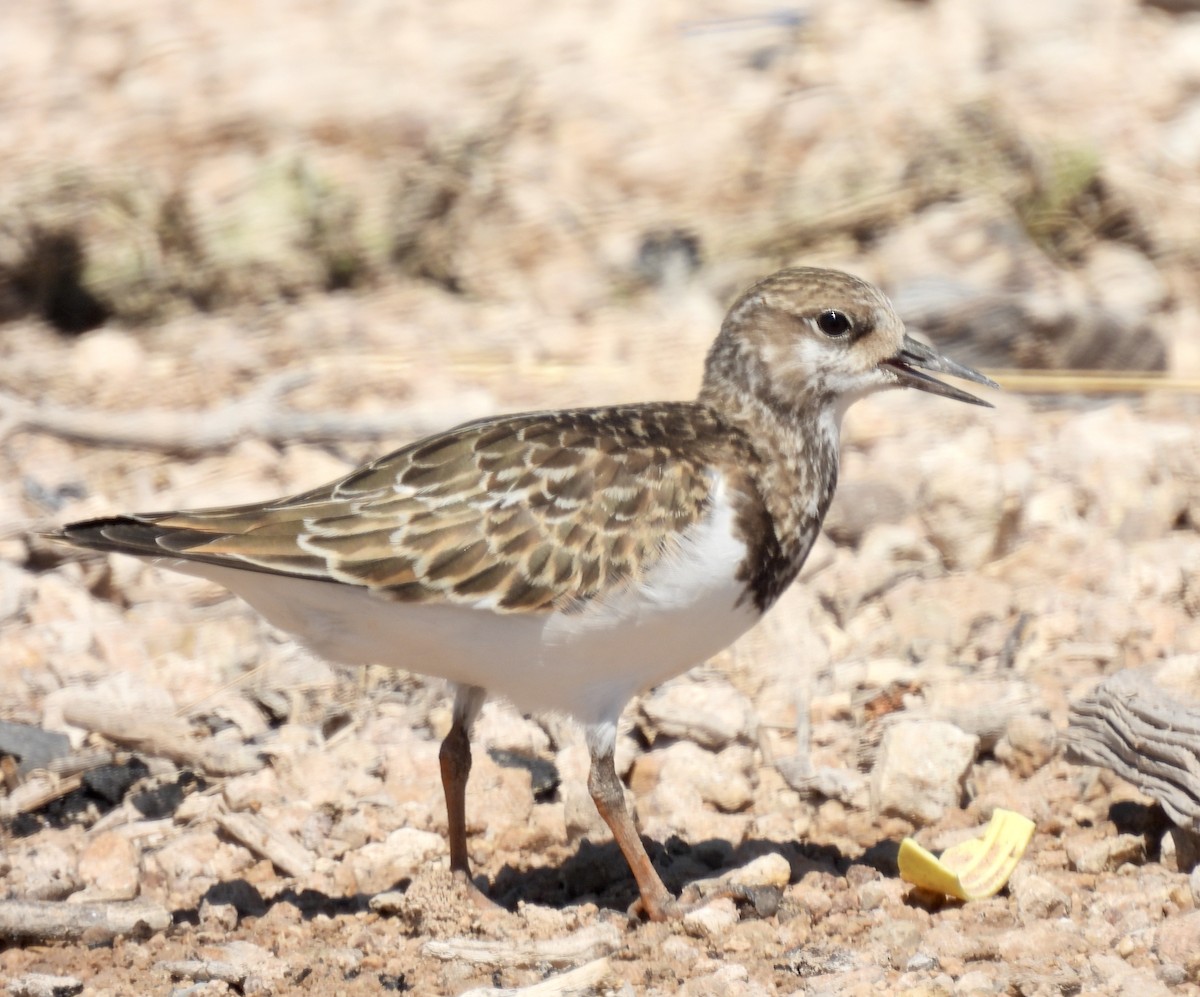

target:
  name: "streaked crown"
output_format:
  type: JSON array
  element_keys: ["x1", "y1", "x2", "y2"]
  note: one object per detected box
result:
[
  {"x1": 701, "y1": 267, "x2": 996, "y2": 421},
  {"x1": 702, "y1": 267, "x2": 908, "y2": 414}
]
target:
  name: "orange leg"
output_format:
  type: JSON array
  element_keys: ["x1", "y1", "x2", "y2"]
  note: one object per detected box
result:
[
  {"x1": 438, "y1": 716, "x2": 473, "y2": 876},
  {"x1": 437, "y1": 686, "x2": 496, "y2": 909},
  {"x1": 587, "y1": 745, "x2": 679, "y2": 921},
  {"x1": 587, "y1": 740, "x2": 774, "y2": 921}
]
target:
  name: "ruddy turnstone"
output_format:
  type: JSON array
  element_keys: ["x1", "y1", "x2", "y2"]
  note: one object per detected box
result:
[{"x1": 52, "y1": 268, "x2": 996, "y2": 921}]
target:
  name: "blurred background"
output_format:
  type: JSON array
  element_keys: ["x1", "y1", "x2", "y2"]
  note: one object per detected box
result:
[
  {"x1": 4, "y1": 0, "x2": 1199, "y2": 379},
  {"x1": 3, "y1": 1, "x2": 1200, "y2": 992}
]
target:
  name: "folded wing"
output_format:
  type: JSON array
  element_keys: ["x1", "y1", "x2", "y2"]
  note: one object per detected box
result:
[{"x1": 57, "y1": 405, "x2": 728, "y2": 613}]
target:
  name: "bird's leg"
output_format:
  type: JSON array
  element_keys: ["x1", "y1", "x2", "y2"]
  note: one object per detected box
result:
[
  {"x1": 439, "y1": 717, "x2": 473, "y2": 876},
  {"x1": 587, "y1": 734, "x2": 781, "y2": 922},
  {"x1": 438, "y1": 685, "x2": 492, "y2": 906},
  {"x1": 586, "y1": 741, "x2": 679, "y2": 921}
]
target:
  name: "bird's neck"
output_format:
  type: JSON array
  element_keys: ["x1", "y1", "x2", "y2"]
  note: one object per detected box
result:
[{"x1": 699, "y1": 378, "x2": 843, "y2": 610}]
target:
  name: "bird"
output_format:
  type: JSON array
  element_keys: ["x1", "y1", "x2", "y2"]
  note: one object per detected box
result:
[{"x1": 50, "y1": 267, "x2": 996, "y2": 921}]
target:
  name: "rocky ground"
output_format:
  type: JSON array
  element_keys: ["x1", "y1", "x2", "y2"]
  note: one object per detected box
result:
[{"x1": 3, "y1": 0, "x2": 1200, "y2": 994}]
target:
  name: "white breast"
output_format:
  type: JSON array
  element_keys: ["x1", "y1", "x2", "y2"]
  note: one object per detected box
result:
[{"x1": 168, "y1": 473, "x2": 761, "y2": 728}]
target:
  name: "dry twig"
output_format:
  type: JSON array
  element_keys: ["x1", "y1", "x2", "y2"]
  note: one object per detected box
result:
[
  {"x1": 0, "y1": 899, "x2": 170, "y2": 943},
  {"x1": 59, "y1": 697, "x2": 263, "y2": 777},
  {"x1": 458, "y1": 958, "x2": 621, "y2": 997},
  {"x1": 0, "y1": 772, "x2": 83, "y2": 821},
  {"x1": 214, "y1": 810, "x2": 314, "y2": 878},
  {"x1": 423, "y1": 923, "x2": 621, "y2": 969},
  {"x1": 0, "y1": 371, "x2": 427, "y2": 454}
]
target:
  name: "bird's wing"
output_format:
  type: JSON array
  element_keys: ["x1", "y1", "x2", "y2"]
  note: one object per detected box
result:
[{"x1": 58, "y1": 404, "x2": 736, "y2": 613}]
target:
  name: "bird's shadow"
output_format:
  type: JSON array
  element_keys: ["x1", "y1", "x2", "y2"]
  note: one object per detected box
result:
[
  {"x1": 173, "y1": 834, "x2": 904, "y2": 926},
  {"x1": 173, "y1": 879, "x2": 373, "y2": 926},
  {"x1": 492, "y1": 835, "x2": 804, "y2": 913},
  {"x1": 486, "y1": 833, "x2": 903, "y2": 914}
]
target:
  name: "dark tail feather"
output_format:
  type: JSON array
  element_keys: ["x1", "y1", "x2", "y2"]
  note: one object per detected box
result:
[
  {"x1": 47, "y1": 516, "x2": 330, "y2": 581},
  {"x1": 46, "y1": 516, "x2": 185, "y2": 558}
]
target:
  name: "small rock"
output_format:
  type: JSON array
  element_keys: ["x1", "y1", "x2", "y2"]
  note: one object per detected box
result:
[
  {"x1": 661, "y1": 935, "x2": 703, "y2": 963},
  {"x1": 12, "y1": 831, "x2": 81, "y2": 900},
  {"x1": 639, "y1": 675, "x2": 756, "y2": 749},
  {"x1": 320, "y1": 947, "x2": 364, "y2": 978},
  {"x1": 350, "y1": 828, "x2": 444, "y2": 892},
  {"x1": 995, "y1": 713, "x2": 1057, "y2": 776},
  {"x1": 1066, "y1": 834, "x2": 1145, "y2": 874},
  {"x1": 635, "y1": 740, "x2": 756, "y2": 814},
  {"x1": 870, "y1": 720, "x2": 979, "y2": 826},
  {"x1": 881, "y1": 575, "x2": 1012, "y2": 663},
  {"x1": 157, "y1": 940, "x2": 286, "y2": 990},
  {"x1": 1117, "y1": 933, "x2": 1140, "y2": 958},
  {"x1": 1086, "y1": 954, "x2": 1157, "y2": 997},
  {"x1": 0, "y1": 719, "x2": 71, "y2": 775},
  {"x1": 857, "y1": 879, "x2": 893, "y2": 911},
  {"x1": 68, "y1": 328, "x2": 146, "y2": 390},
  {"x1": 75, "y1": 831, "x2": 140, "y2": 902},
  {"x1": 1011, "y1": 871, "x2": 1071, "y2": 921},
  {"x1": 144, "y1": 828, "x2": 224, "y2": 885},
  {"x1": 776, "y1": 757, "x2": 868, "y2": 808},
  {"x1": 369, "y1": 890, "x2": 408, "y2": 916},
  {"x1": 721, "y1": 853, "x2": 792, "y2": 890},
  {"x1": 904, "y1": 951, "x2": 939, "y2": 972},
  {"x1": 917, "y1": 428, "x2": 1020, "y2": 569},
  {"x1": 199, "y1": 900, "x2": 240, "y2": 932},
  {"x1": 1160, "y1": 963, "x2": 1190, "y2": 989},
  {"x1": 791, "y1": 883, "x2": 834, "y2": 922},
  {"x1": 1156, "y1": 909, "x2": 1200, "y2": 982},
  {"x1": 872, "y1": 920, "x2": 922, "y2": 966},
  {"x1": 6, "y1": 975, "x2": 84, "y2": 997},
  {"x1": 1071, "y1": 803, "x2": 1099, "y2": 826},
  {"x1": 703, "y1": 746, "x2": 757, "y2": 813},
  {"x1": 682, "y1": 897, "x2": 739, "y2": 939},
  {"x1": 954, "y1": 968, "x2": 1000, "y2": 995},
  {"x1": 679, "y1": 962, "x2": 768, "y2": 997}
]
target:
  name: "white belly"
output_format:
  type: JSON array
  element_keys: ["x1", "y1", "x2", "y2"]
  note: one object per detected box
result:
[{"x1": 174, "y1": 486, "x2": 761, "y2": 727}]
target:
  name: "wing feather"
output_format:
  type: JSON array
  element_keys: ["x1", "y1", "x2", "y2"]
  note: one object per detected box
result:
[{"x1": 56, "y1": 404, "x2": 742, "y2": 613}]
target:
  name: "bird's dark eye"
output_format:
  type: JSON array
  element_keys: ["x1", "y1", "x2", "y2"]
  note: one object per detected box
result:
[{"x1": 816, "y1": 309, "x2": 852, "y2": 338}]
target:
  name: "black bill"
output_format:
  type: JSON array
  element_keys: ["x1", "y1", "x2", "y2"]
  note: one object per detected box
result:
[{"x1": 880, "y1": 335, "x2": 999, "y2": 407}]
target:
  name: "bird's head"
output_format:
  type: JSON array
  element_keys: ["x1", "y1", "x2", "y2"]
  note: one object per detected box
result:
[{"x1": 702, "y1": 267, "x2": 997, "y2": 420}]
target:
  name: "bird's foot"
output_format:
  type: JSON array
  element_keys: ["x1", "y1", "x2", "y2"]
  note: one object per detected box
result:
[
  {"x1": 450, "y1": 869, "x2": 505, "y2": 916},
  {"x1": 630, "y1": 881, "x2": 782, "y2": 922}
]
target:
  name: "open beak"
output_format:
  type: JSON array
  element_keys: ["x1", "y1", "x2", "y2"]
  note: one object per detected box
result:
[{"x1": 879, "y1": 335, "x2": 999, "y2": 407}]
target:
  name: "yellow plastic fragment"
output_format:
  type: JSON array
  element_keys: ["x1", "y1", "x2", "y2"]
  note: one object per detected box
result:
[{"x1": 898, "y1": 809, "x2": 1036, "y2": 901}]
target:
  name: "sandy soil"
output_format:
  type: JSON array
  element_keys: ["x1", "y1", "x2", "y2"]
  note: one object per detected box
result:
[{"x1": 2, "y1": 1, "x2": 1200, "y2": 994}]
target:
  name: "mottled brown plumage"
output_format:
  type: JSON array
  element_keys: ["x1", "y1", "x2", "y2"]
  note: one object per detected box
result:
[
  {"x1": 79, "y1": 405, "x2": 740, "y2": 611},
  {"x1": 51, "y1": 266, "x2": 997, "y2": 923}
]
